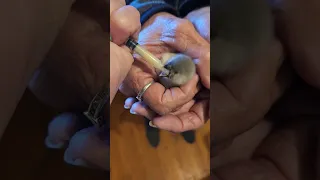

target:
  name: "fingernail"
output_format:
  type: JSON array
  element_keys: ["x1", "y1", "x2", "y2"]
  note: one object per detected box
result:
[
  {"x1": 124, "y1": 105, "x2": 130, "y2": 109},
  {"x1": 130, "y1": 109, "x2": 137, "y2": 114},
  {"x1": 149, "y1": 121, "x2": 157, "y2": 128},
  {"x1": 64, "y1": 149, "x2": 88, "y2": 167},
  {"x1": 45, "y1": 137, "x2": 65, "y2": 149}
]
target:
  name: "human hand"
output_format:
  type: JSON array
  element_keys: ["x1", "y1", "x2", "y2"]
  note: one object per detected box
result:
[
  {"x1": 28, "y1": 0, "x2": 140, "y2": 170},
  {"x1": 109, "y1": 0, "x2": 141, "y2": 102},
  {"x1": 185, "y1": 6, "x2": 210, "y2": 42},
  {"x1": 120, "y1": 12, "x2": 210, "y2": 132}
]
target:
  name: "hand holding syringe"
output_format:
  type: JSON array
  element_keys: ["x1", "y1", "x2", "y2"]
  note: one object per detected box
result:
[
  {"x1": 125, "y1": 38, "x2": 170, "y2": 76},
  {"x1": 124, "y1": 38, "x2": 195, "y2": 88}
]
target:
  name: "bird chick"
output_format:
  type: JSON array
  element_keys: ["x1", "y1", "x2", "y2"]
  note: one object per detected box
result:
[{"x1": 159, "y1": 53, "x2": 196, "y2": 89}]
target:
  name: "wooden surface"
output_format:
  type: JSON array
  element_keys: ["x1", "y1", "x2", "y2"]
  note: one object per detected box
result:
[
  {"x1": 110, "y1": 93, "x2": 210, "y2": 180},
  {"x1": 0, "y1": 90, "x2": 108, "y2": 180}
]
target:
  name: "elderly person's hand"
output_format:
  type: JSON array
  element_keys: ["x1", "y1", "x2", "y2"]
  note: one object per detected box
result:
[
  {"x1": 120, "y1": 11, "x2": 210, "y2": 132},
  {"x1": 28, "y1": 0, "x2": 140, "y2": 170}
]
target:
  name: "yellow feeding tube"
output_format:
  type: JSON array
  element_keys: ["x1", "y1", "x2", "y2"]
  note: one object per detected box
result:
[{"x1": 125, "y1": 38, "x2": 170, "y2": 76}]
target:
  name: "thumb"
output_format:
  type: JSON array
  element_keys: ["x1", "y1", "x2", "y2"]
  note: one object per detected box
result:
[{"x1": 110, "y1": 5, "x2": 141, "y2": 45}]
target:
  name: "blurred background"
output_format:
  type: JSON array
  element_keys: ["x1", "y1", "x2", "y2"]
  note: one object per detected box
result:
[{"x1": 0, "y1": 89, "x2": 108, "y2": 180}]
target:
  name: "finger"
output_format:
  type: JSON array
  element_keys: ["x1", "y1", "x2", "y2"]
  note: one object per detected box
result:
[
  {"x1": 110, "y1": 5, "x2": 141, "y2": 45},
  {"x1": 119, "y1": 58, "x2": 158, "y2": 97},
  {"x1": 143, "y1": 75, "x2": 200, "y2": 115},
  {"x1": 45, "y1": 113, "x2": 83, "y2": 149},
  {"x1": 109, "y1": 43, "x2": 134, "y2": 103},
  {"x1": 129, "y1": 99, "x2": 195, "y2": 121},
  {"x1": 152, "y1": 100, "x2": 209, "y2": 132},
  {"x1": 119, "y1": 80, "x2": 136, "y2": 97},
  {"x1": 130, "y1": 101, "x2": 156, "y2": 120},
  {"x1": 124, "y1": 97, "x2": 137, "y2": 109},
  {"x1": 123, "y1": 63, "x2": 200, "y2": 115},
  {"x1": 170, "y1": 100, "x2": 196, "y2": 116},
  {"x1": 194, "y1": 51, "x2": 210, "y2": 89},
  {"x1": 160, "y1": 18, "x2": 209, "y2": 59},
  {"x1": 64, "y1": 126, "x2": 109, "y2": 170},
  {"x1": 110, "y1": 0, "x2": 126, "y2": 14},
  {"x1": 185, "y1": 7, "x2": 210, "y2": 42}
]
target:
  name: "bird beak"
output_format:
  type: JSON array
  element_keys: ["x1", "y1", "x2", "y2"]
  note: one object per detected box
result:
[{"x1": 159, "y1": 71, "x2": 169, "y2": 77}]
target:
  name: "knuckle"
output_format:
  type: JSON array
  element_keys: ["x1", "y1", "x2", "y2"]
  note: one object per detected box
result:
[
  {"x1": 171, "y1": 18, "x2": 192, "y2": 32},
  {"x1": 164, "y1": 18, "x2": 192, "y2": 38},
  {"x1": 177, "y1": 18, "x2": 193, "y2": 30},
  {"x1": 157, "y1": 109, "x2": 169, "y2": 116}
]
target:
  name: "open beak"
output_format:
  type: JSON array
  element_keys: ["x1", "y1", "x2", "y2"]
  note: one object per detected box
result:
[{"x1": 159, "y1": 70, "x2": 169, "y2": 77}]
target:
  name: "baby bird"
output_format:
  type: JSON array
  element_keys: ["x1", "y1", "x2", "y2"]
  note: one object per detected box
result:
[{"x1": 159, "y1": 53, "x2": 196, "y2": 89}]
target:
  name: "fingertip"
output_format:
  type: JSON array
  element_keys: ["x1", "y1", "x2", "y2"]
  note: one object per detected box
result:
[
  {"x1": 47, "y1": 113, "x2": 80, "y2": 146},
  {"x1": 64, "y1": 127, "x2": 110, "y2": 169},
  {"x1": 64, "y1": 148, "x2": 89, "y2": 167},
  {"x1": 130, "y1": 101, "x2": 156, "y2": 120},
  {"x1": 110, "y1": 5, "x2": 141, "y2": 45},
  {"x1": 152, "y1": 115, "x2": 183, "y2": 133},
  {"x1": 124, "y1": 97, "x2": 136, "y2": 109},
  {"x1": 153, "y1": 110, "x2": 205, "y2": 133},
  {"x1": 149, "y1": 121, "x2": 157, "y2": 128},
  {"x1": 45, "y1": 136, "x2": 65, "y2": 149}
]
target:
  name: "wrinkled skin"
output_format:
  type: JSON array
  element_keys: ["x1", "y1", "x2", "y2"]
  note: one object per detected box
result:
[
  {"x1": 28, "y1": 0, "x2": 140, "y2": 170},
  {"x1": 120, "y1": 11, "x2": 210, "y2": 132}
]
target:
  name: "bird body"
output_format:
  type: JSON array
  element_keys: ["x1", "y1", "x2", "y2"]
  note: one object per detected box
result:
[{"x1": 159, "y1": 53, "x2": 196, "y2": 89}]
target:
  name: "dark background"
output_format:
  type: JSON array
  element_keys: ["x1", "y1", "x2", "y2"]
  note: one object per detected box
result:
[{"x1": 0, "y1": 89, "x2": 109, "y2": 180}]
